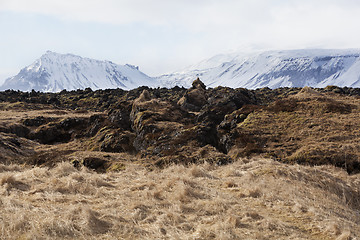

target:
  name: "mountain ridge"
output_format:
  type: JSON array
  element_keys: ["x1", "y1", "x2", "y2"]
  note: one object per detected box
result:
[
  {"x1": 3, "y1": 49, "x2": 360, "y2": 92},
  {"x1": 158, "y1": 49, "x2": 360, "y2": 89},
  {"x1": 0, "y1": 51, "x2": 157, "y2": 92}
]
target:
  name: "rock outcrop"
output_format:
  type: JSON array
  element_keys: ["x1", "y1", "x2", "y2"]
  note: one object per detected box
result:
[
  {"x1": 0, "y1": 80, "x2": 360, "y2": 173},
  {"x1": 178, "y1": 78, "x2": 208, "y2": 112}
]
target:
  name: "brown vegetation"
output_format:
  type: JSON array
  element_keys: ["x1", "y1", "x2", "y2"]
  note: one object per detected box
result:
[
  {"x1": 0, "y1": 159, "x2": 359, "y2": 239},
  {"x1": 1, "y1": 82, "x2": 360, "y2": 173},
  {"x1": 1, "y1": 81, "x2": 360, "y2": 238}
]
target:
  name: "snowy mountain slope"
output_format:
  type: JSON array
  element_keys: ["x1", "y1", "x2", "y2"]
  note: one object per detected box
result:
[
  {"x1": 158, "y1": 49, "x2": 360, "y2": 89},
  {"x1": 0, "y1": 51, "x2": 157, "y2": 92},
  {"x1": 4, "y1": 49, "x2": 360, "y2": 92}
]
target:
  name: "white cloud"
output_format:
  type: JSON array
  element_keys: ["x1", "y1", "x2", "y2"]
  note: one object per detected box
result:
[
  {"x1": 0, "y1": 0, "x2": 206, "y2": 25},
  {"x1": 2, "y1": 0, "x2": 359, "y2": 28},
  {"x1": 2, "y1": 0, "x2": 360, "y2": 75}
]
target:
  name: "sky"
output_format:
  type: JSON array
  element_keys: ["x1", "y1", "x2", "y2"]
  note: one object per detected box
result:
[{"x1": 1, "y1": 0, "x2": 360, "y2": 83}]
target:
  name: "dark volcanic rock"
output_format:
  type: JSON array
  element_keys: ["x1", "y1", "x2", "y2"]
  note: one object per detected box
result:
[
  {"x1": 29, "y1": 117, "x2": 89, "y2": 144},
  {"x1": 83, "y1": 157, "x2": 108, "y2": 171},
  {"x1": 1, "y1": 81, "x2": 360, "y2": 172},
  {"x1": 108, "y1": 108, "x2": 132, "y2": 130},
  {"x1": 23, "y1": 116, "x2": 54, "y2": 127},
  {"x1": 100, "y1": 130, "x2": 136, "y2": 153},
  {"x1": 60, "y1": 117, "x2": 87, "y2": 130},
  {"x1": 199, "y1": 87, "x2": 258, "y2": 125},
  {"x1": 87, "y1": 114, "x2": 107, "y2": 137},
  {"x1": 178, "y1": 78, "x2": 208, "y2": 112},
  {"x1": 7, "y1": 124, "x2": 30, "y2": 138},
  {"x1": 30, "y1": 124, "x2": 72, "y2": 144},
  {"x1": 130, "y1": 89, "x2": 194, "y2": 153}
]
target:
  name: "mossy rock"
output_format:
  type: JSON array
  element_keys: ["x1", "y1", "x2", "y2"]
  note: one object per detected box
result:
[{"x1": 286, "y1": 148, "x2": 359, "y2": 174}]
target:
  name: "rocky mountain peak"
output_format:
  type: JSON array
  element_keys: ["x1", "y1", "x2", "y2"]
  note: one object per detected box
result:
[{"x1": 0, "y1": 51, "x2": 158, "y2": 92}]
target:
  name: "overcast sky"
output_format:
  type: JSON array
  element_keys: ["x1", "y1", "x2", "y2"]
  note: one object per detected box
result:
[{"x1": 1, "y1": 0, "x2": 360, "y2": 82}]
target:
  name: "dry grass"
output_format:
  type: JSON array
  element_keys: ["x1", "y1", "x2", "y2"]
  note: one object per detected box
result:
[
  {"x1": 235, "y1": 89, "x2": 360, "y2": 173},
  {"x1": 0, "y1": 158, "x2": 359, "y2": 239},
  {"x1": 0, "y1": 108, "x2": 95, "y2": 125}
]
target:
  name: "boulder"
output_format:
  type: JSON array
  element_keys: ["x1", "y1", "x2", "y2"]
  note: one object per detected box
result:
[
  {"x1": 178, "y1": 78, "x2": 208, "y2": 112},
  {"x1": 30, "y1": 124, "x2": 71, "y2": 144},
  {"x1": 100, "y1": 130, "x2": 136, "y2": 153},
  {"x1": 83, "y1": 157, "x2": 108, "y2": 172}
]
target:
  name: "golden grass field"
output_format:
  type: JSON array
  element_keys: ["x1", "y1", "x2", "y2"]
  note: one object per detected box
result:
[{"x1": 1, "y1": 157, "x2": 359, "y2": 239}]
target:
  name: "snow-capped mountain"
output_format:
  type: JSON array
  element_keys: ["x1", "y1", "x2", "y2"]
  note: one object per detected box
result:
[
  {"x1": 159, "y1": 49, "x2": 360, "y2": 89},
  {"x1": 3, "y1": 49, "x2": 360, "y2": 92},
  {"x1": 0, "y1": 51, "x2": 157, "y2": 92}
]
